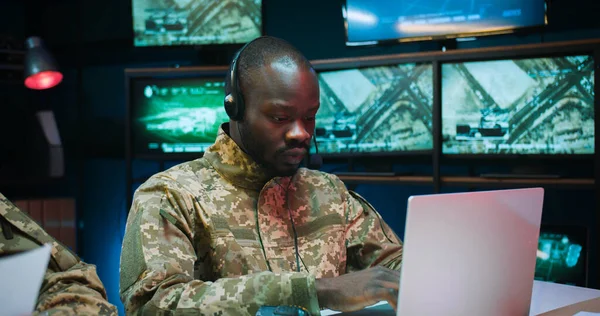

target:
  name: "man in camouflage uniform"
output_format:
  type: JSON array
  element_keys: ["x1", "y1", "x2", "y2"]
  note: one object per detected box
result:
[
  {"x1": 120, "y1": 36, "x2": 404, "y2": 315},
  {"x1": 0, "y1": 192, "x2": 117, "y2": 315}
]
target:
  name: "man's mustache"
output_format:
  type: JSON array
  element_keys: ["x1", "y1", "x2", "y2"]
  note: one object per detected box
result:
[{"x1": 275, "y1": 141, "x2": 310, "y2": 155}]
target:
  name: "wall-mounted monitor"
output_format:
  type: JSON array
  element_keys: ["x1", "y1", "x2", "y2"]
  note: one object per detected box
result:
[
  {"x1": 343, "y1": 0, "x2": 546, "y2": 46},
  {"x1": 129, "y1": 76, "x2": 228, "y2": 156},
  {"x1": 132, "y1": 0, "x2": 262, "y2": 47},
  {"x1": 314, "y1": 62, "x2": 433, "y2": 156},
  {"x1": 535, "y1": 225, "x2": 588, "y2": 287},
  {"x1": 442, "y1": 54, "x2": 595, "y2": 156}
]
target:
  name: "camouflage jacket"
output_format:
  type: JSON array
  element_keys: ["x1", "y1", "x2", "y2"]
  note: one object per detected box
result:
[
  {"x1": 0, "y1": 193, "x2": 117, "y2": 315},
  {"x1": 120, "y1": 124, "x2": 403, "y2": 316}
]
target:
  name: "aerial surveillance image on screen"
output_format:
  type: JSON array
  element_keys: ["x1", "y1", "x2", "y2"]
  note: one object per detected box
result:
[
  {"x1": 442, "y1": 55, "x2": 595, "y2": 155},
  {"x1": 344, "y1": 0, "x2": 545, "y2": 44},
  {"x1": 131, "y1": 77, "x2": 229, "y2": 155},
  {"x1": 132, "y1": 0, "x2": 262, "y2": 47},
  {"x1": 535, "y1": 228, "x2": 587, "y2": 286},
  {"x1": 315, "y1": 63, "x2": 433, "y2": 155}
]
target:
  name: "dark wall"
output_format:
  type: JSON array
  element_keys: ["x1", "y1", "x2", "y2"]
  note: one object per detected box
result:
[{"x1": 2, "y1": 0, "x2": 600, "y2": 314}]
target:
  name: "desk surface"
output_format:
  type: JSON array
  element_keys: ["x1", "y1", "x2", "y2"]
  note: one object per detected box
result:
[
  {"x1": 530, "y1": 281, "x2": 600, "y2": 315},
  {"x1": 321, "y1": 281, "x2": 600, "y2": 316}
]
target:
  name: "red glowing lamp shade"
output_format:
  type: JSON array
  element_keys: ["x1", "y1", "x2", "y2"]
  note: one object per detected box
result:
[
  {"x1": 25, "y1": 70, "x2": 63, "y2": 90},
  {"x1": 24, "y1": 37, "x2": 63, "y2": 90}
]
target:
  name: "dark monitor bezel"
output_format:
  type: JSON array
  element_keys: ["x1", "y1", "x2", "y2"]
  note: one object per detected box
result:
[
  {"x1": 342, "y1": 0, "x2": 549, "y2": 47},
  {"x1": 125, "y1": 66, "x2": 229, "y2": 161}
]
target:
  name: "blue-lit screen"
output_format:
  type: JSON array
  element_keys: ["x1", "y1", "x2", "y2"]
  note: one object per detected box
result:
[{"x1": 345, "y1": 0, "x2": 546, "y2": 44}]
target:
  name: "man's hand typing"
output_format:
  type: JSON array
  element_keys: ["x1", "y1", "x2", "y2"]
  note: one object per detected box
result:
[{"x1": 315, "y1": 266, "x2": 401, "y2": 312}]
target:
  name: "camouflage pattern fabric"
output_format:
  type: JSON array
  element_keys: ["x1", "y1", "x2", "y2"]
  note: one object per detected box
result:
[
  {"x1": 0, "y1": 193, "x2": 117, "y2": 315},
  {"x1": 120, "y1": 123, "x2": 403, "y2": 316}
]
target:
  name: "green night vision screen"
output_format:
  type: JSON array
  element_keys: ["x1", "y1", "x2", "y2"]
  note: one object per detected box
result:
[{"x1": 131, "y1": 77, "x2": 228, "y2": 155}]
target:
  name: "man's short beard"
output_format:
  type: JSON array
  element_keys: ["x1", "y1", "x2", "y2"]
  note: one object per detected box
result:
[{"x1": 238, "y1": 122, "x2": 303, "y2": 177}]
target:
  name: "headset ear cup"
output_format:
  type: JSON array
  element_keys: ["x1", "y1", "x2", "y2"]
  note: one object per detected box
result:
[
  {"x1": 224, "y1": 94, "x2": 238, "y2": 120},
  {"x1": 226, "y1": 37, "x2": 265, "y2": 121},
  {"x1": 224, "y1": 94, "x2": 244, "y2": 121}
]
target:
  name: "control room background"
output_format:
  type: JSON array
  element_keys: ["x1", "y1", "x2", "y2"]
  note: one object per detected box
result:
[{"x1": 1, "y1": 0, "x2": 600, "y2": 314}]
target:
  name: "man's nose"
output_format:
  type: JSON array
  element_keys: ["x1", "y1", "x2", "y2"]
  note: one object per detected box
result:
[{"x1": 286, "y1": 120, "x2": 311, "y2": 144}]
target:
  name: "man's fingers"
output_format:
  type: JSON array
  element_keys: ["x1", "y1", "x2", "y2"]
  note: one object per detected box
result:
[
  {"x1": 371, "y1": 267, "x2": 401, "y2": 309},
  {"x1": 376, "y1": 287, "x2": 399, "y2": 311},
  {"x1": 379, "y1": 280, "x2": 399, "y2": 290},
  {"x1": 372, "y1": 287, "x2": 398, "y2": 303},
  {"x1": 375, "y1": 268, "x2": 400, "y2": 289},
  {"x1": 375, "y1": 266, "x2": 401, "y2": 281},
  {"x1": 388, "y1": 295, "x2": 398, "y2": 312},
  {"x1": 318, "y1": 267, "x2": 403, "y2": 313}
]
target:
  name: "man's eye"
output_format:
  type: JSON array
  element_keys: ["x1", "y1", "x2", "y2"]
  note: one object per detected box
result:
[
  {"x1": 272, "y1": 116, "x2": 288, "y2": 122},
  {"x1": 305, "y1": 116, "x2": 316, "y2": 122}
]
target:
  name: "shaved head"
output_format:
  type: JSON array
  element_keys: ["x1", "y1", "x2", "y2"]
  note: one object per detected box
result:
[{"x1": 225, "y1": 36, "x2": 314, "y2": 100}]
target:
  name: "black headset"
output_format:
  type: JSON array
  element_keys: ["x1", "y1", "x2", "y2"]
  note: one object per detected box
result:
[{"x1": 224, "y1": 36, "x2": 268, "y2": 121}]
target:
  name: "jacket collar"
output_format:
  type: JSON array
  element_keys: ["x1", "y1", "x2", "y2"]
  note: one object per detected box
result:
[{"x1": 203, "y1": 123, "x2": 276, "y2": 191}]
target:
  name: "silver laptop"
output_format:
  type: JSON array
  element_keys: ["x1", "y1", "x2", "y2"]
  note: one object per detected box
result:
[{"x1": 397, "y1": 188, "x2": 544, "y2": 316}]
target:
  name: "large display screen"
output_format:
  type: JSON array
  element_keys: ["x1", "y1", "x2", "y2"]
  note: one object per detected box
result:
[
  {"x1": 315, "y1": 63, "x2": 433, "y2": 155},
  {"x1": 442, "y1": 55, "x2": 595, "y2": 155},
  {"x1": 132, "y1": 0, "x2": 262, "y2": 47},
  {"x1": 130, "y1": 77, "x2": 228, "y2": 155},
  {"x1": 535, "y1": 226, "x2": 587, "y2": 287},
  {"x1": 344, "y1": 0, "x2": 546, "y2": 45}
]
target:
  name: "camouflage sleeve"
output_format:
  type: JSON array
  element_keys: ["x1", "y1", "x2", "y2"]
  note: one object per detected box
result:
[
  {"x1": 34, "y1": 262, "x2": 118, "y2": 315},
  {"x1": 0, "y1": 193, "x2": 117, "y2": 316},
  {"x1": 343, "y1": 189, "x2": 403, "y2": 272},
  {"x1": 120, "y1": 182, "x2": 320, "y2": 316}
]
